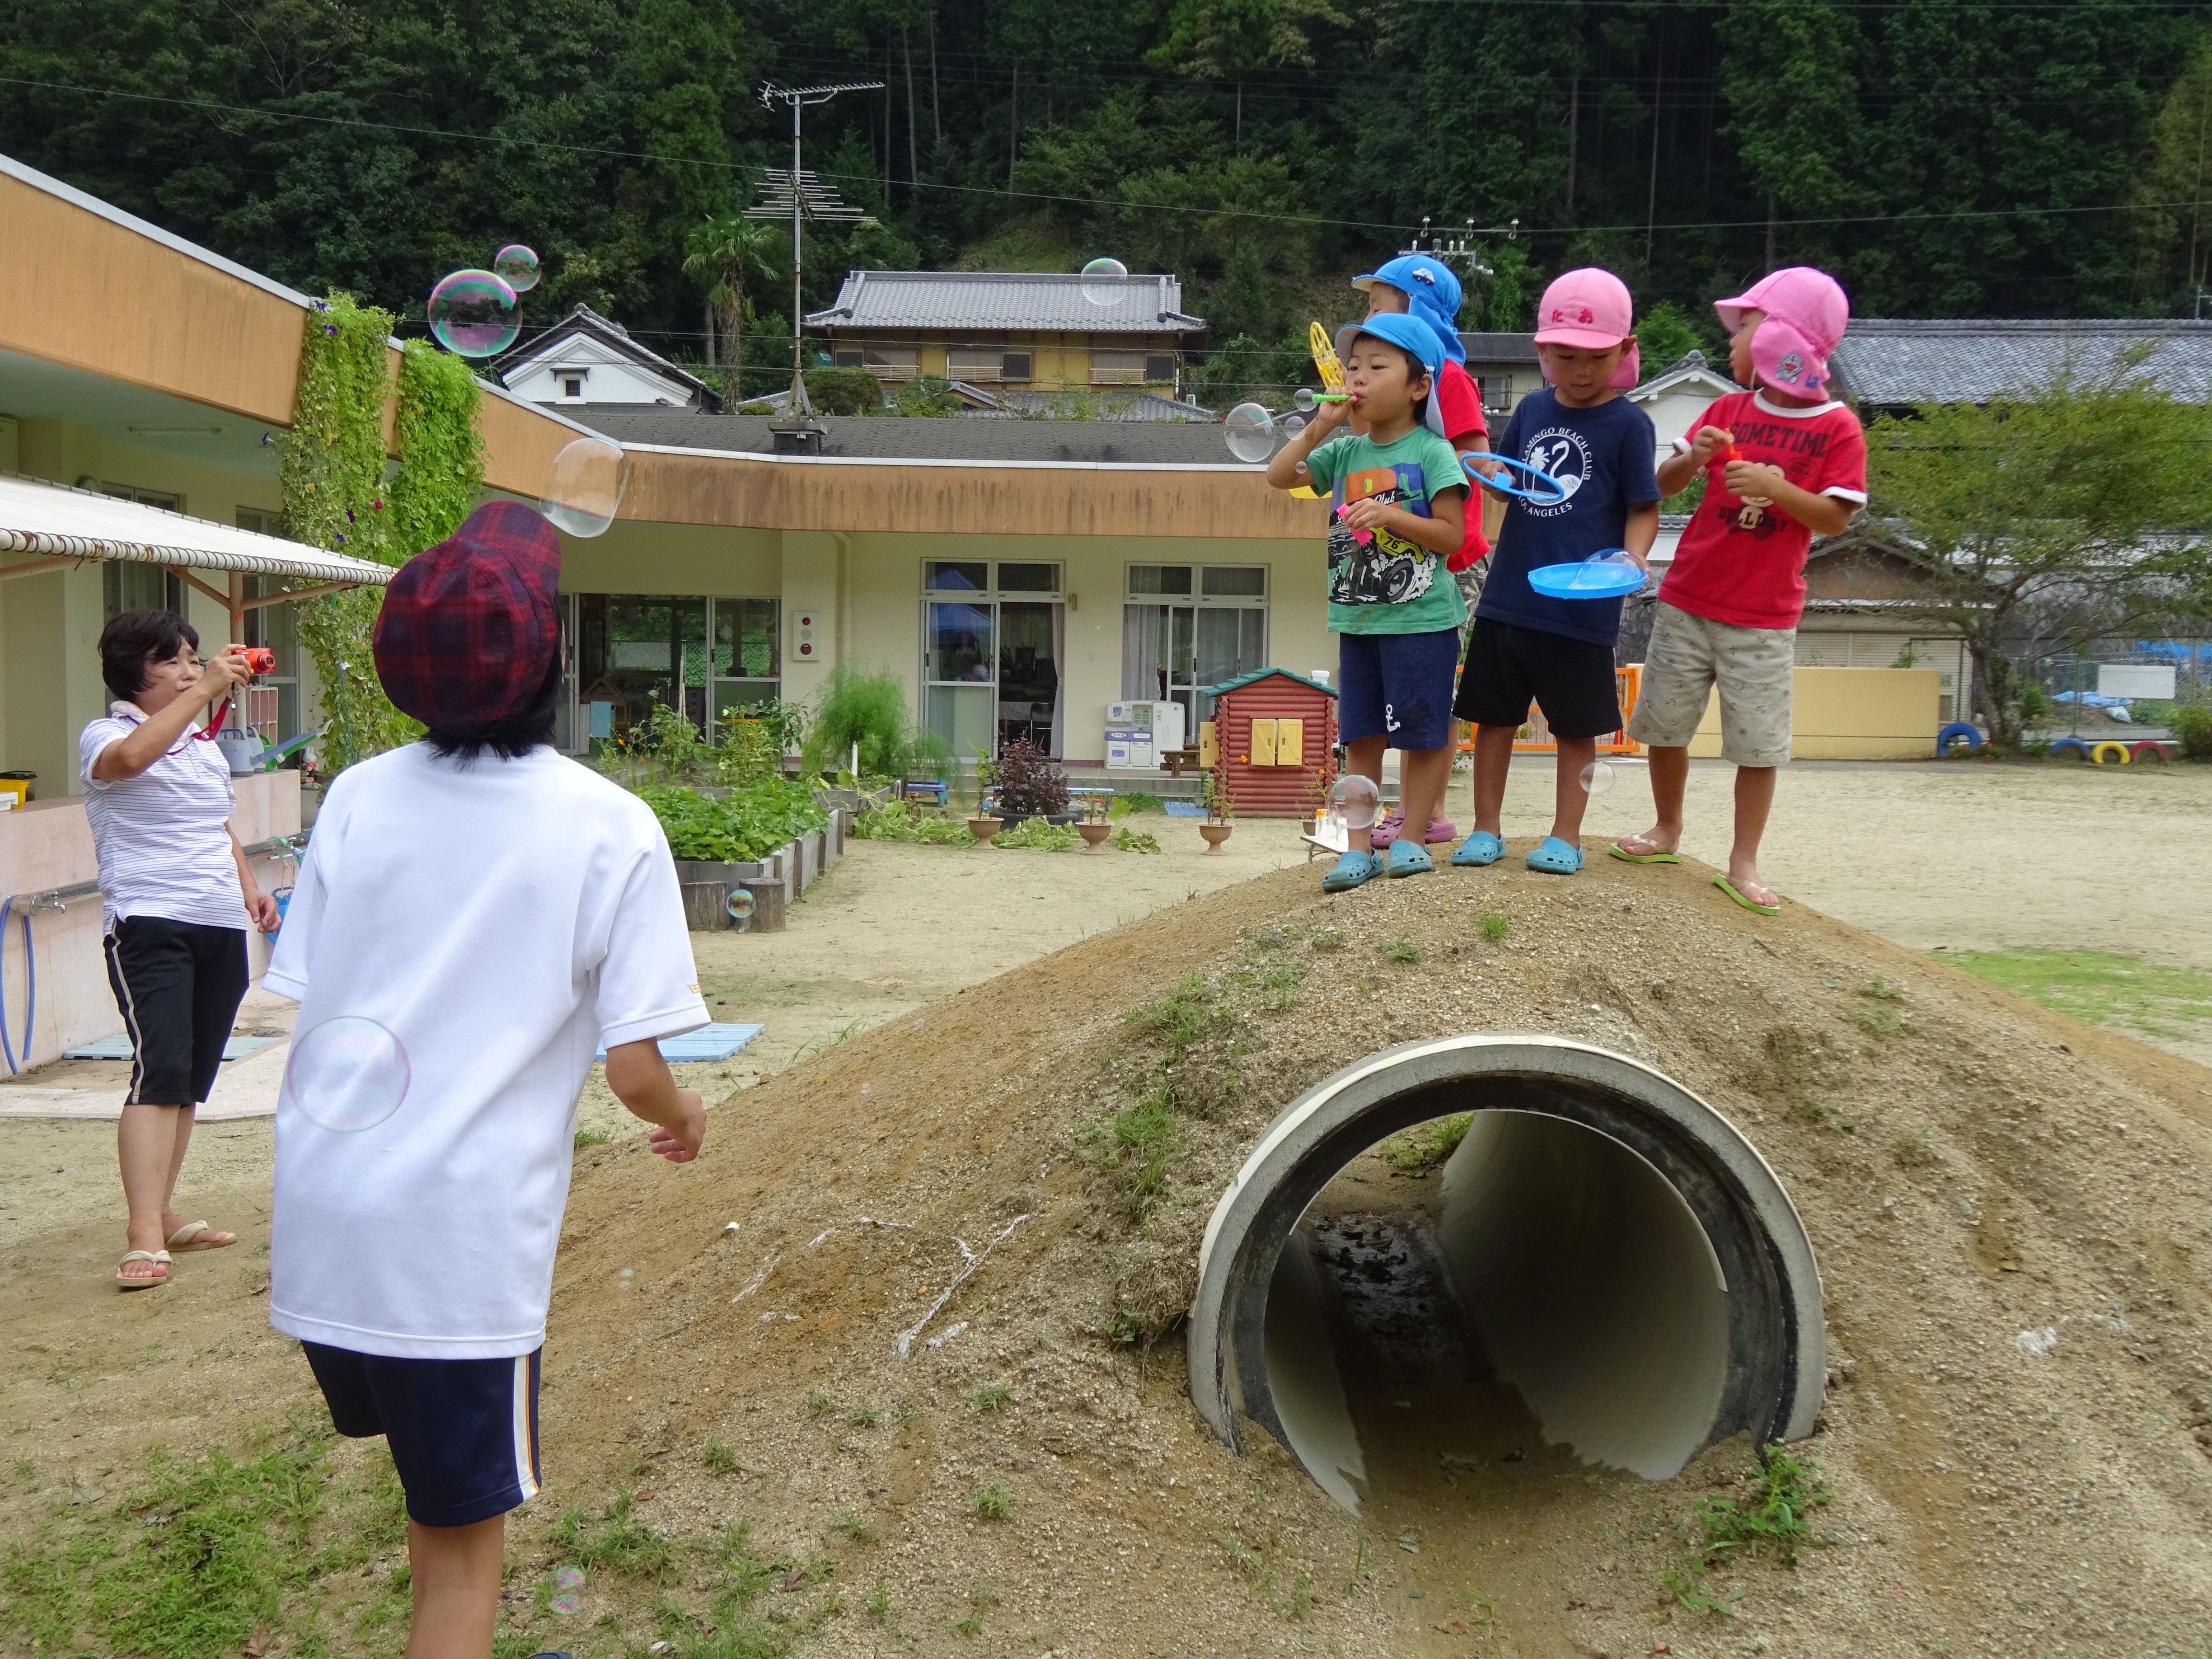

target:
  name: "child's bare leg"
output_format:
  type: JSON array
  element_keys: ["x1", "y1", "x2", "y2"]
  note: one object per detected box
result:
[
  {"x1": 1617, "y1": 744, "x2": 1688, "y2": 856},
  {"x1": 1551, "y1": 734, "x2": 1597, "y2": 844},
  {"x1": 1728, "y1": 765, "x2": 1778, "y2": 901},
  {"x1": 405, "y1": 1514, "x2": 504, "y2": 1659},
  {"x1": 1469, "y1": 725, "x2": 1515, "y2": 835},
  {"x1": 1398, "y1": 747, "x2": 1453, "y2": 843},
  {"x1": 1345, "y1": 736, "x2": 1387, "y2": 849}
]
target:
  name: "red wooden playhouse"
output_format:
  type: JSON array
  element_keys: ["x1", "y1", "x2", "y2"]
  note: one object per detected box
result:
[{"x1": 1202, "y1": 668, "x2": 1339, "y2": 817}]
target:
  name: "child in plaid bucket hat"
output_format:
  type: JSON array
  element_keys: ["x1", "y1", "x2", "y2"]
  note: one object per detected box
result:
[{"x1": 266, "y1": 499, "x2": 712, "y2": 1655}]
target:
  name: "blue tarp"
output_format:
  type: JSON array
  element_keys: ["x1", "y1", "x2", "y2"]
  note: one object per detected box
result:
[{"x1": 595, "y1": 1022, "x2": 764, "y2": 1063}]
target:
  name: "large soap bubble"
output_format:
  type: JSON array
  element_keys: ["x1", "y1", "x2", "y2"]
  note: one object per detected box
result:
[
  {"x1": 1080, "y1": 257, "x2": 1129, "y2": 306},
  {"x1": 1223, "y1": 402, "x2": 1275, "y2": 463},
  {"x1": 284, "y1": 1016, "x2": 410, "y2": 1133},
  {"x1": 540, "y1": 436, "x2": 630, "y2": 537},
  {"x1": 492, "y1": 244, "x2": 541, "y2": 293},
  {"x1": 1330, "y1": 773, "x2": 1380, "y2": 832},
  {"x1": 427, "y1": 270, "x2": 520, "y2": 357},
  {"x1": 1580, "y1": 759, "x2": 1616, "y2": 796}
]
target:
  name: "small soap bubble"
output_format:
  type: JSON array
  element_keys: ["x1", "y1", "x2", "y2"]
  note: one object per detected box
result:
[
  {"x1": 1283, "y1": 414, "x2": 1307, "y2": 438},
  {"x1": 1580, "y1": 760, "x2": 1616, "y2": 796},
  {"x1": 1223, "y1": 402, "x2": 1275, "y2": 464},
  {"x1": 548, "y1": 1593, "x2": 581, "y2": 1615},
  {"x1": 725, "y1": 888, "x2": 755, "y2": 923},
  {"x1": 1293, "y1": 386, "x2": 1317, "y2": 412},
  {"x1": 427, "y1": 269, "x2": 519, "y2": 357},
  {"x1": 618, "y1": 1267, "x2": 636, "y2": 1290},
  {"x1": 1079, "y1": 256, "x2": 1129, "y2": 306},
  {"x1": 284, "y1": 1016, "x2": 409, "y2": 1132},
  {"x1": 553, "y1": 1568, "x2": 586, "y2": 1591},
  {"x1": 540, "y1": 436, "x2": 630, "y2": 537},
  {"x1": 491, "y1": 243, "x2": 541, "y2": 293},
  {"x1": 1330, "y1": 774, "x2": 1381, "y2": 833}
]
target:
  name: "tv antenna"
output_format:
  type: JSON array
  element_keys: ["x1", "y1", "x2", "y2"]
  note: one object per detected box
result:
[
  {"x1": 1407, "y1": 216, "x2": 1519, "y2": 278},
  {"x1": 750, "y1": 80, "x2": 884, "y2": 422}
]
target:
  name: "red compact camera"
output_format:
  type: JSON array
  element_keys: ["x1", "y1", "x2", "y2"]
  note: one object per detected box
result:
[{"x1": 239, "y1": 647, "x2": 277, "y2": 675}]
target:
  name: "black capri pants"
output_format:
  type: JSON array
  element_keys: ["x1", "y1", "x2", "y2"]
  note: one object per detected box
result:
[{"x1": 103, "y1": 917, "x2": 249, "y2": 1106}]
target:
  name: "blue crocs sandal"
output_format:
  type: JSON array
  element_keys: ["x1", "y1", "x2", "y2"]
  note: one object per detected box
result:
[
  {"x1": 1526, "y1": 835, "x2": 1584, "y2": 875},
  {"x1": 1386, "y1": 839, "x2": 1433, "y2": 878},
  {"x1": 1450, "y1": 830, "x2": 1504, "y2": 867},
  {"x1": 1322, "y1": 848, "x2": 1383, "y2": 892}
]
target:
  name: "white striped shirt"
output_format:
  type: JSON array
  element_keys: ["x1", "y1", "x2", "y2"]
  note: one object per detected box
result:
[{"x1": 78, "y1": 703, "x2": 247, "y2": 932}]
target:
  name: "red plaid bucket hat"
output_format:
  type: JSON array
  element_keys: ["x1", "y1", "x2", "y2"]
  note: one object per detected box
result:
[{"x1": 373, "y1": 501, "x2": 562, "y2": 726}]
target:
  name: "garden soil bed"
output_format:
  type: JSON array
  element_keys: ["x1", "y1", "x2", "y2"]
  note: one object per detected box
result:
[{"x1": 5, "y1": 841, "x2": 2210, "y2": 1658}]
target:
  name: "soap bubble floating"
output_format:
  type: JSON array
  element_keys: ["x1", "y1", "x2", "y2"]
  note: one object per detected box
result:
[
  {"x1": 426, "y1": 269, "x2": 519, "y2": 357},
  {"x1": 1293, "y1": 386, "x2": 1317, "y2": 412},
  {"x1": 1580, "y1": 760, "x2": 1616, "y2": 796},
  {"x1": 1283, "y1": 414, "x2": 1306, "y2": 438},
  {"x1": 618, "y1": 1267, "x2": 635, "y2": 1290},
  {"x1": 1330, "y1": 773, "x2": 1380, "y2": 832},
  {"x1": 725, "y1": 889, "x2": 755, "y2": 923},
  {"x1": 548, "y1": 1565, "x2": 585, "y2": 1614},
  {"x1": 540, "y1": 436, "x2": 630, "y2": 537},
  {"x1": 1223, "y1": 402, "x2": 1275, "y2": 463},
  {"x1": 285, "y1": 1017, "x2": 410, "y2": 1133},
  {"x1": 1079, "y1": 257, "x2": 1129, "y2": 306},
  {"x1": 492, "y1": 244, "x2": 540, "y2": 293}
]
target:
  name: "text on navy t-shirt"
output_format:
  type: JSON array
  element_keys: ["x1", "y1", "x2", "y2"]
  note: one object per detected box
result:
[{"x1": 1474, "y1": 389, "x2": 1660, "y2": 647}]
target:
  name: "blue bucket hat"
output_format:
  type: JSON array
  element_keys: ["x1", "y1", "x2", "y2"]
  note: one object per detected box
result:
[
  {"x1": 1333, "y1": 311, "x2": 1443, "y2": 378},
  {"x1": 1354, "y1": 254, "x2": 1466, "y2": 364}
]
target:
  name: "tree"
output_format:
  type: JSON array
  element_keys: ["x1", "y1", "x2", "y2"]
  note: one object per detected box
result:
[
  {"x1": 1862, "y1": 357, "x2": 2212, "y2": 748},
  {"x1": 2132, "y1": 32, "x2": 2212, "y2": 312},
  {"x1": 682, "y1": 213, "x2": 783, "y2": 369}
]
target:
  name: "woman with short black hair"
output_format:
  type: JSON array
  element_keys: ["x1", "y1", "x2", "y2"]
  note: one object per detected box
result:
[{"x1": 82, "y1": 608, "x2": 281, "y2": 1289}]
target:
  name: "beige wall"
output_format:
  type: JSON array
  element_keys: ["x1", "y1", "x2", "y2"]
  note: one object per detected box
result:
[{"x1": 1685, "y1": 666, "x2": 1941, "y2": 761}]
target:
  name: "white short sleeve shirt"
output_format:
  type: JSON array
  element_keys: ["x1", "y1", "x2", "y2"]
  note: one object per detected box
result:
[
  {"x1": 264, "y1": 744, "x2": 708, "y2": 1359},
  {"x1": 78, "y1": 704, "x2": 246, "y2": 932}
]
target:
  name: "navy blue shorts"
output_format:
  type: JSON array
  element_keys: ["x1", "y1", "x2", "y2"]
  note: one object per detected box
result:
[
  {"x1": 1338, "y1": 628, "x2": 1462, "y2": 750},
  {"x1": 304, "y1": 1343, "x2": 542, "y2": 1527}
]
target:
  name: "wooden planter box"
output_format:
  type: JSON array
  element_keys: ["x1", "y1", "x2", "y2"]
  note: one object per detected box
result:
[{"x1": 675, "y1": 808, "x2": 846, "y2": 933}]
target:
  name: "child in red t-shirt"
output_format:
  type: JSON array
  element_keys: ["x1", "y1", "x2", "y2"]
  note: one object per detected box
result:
[
  {"x1": 1346, "y1": 254, "x2": 1490, "y2": 846},
  {"x1": 1614, "y1": 267, "x2": 1867, "y2": 916}
]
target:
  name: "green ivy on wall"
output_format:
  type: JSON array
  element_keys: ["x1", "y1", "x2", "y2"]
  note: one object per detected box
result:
[{"x1": 281, "y1": 295, "x2": 485, "y2": 777}]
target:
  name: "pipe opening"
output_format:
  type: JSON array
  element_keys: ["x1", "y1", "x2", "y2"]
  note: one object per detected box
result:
[{"x1": 1190, "y1": 1038, "x2": 1824, "y2": 1514}]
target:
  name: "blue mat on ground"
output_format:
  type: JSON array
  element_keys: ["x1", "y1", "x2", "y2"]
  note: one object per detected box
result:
[
  {"x1": 65, "y1": 1033, "x2": 282, "y2": 1062},
  {"x1": 595, "y1": 1022, "x2": 764, "y2": 1063},
  {"x1": 1162, "y1": 801, "x2": 1208, "y2": 817}
]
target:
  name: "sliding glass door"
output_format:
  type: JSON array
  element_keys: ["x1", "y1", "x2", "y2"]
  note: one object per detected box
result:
[{"x1": 920, "y1": 561, "x2": 1065, "y2": 759}]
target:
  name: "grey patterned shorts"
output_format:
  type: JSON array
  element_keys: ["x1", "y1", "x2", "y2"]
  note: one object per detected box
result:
[{"x1": 1626, "y1": 601, "x2": 1794, "y2": 767}]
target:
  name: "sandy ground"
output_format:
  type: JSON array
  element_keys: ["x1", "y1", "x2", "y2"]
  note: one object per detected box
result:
[{"x1": 4, "y1": 760, "x2": 2208, "y2": 1262}]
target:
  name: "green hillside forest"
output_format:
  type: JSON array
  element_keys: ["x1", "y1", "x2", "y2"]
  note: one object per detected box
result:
[{"x1": 5, "y1": 0, "x2": 2209, "y2": 400}]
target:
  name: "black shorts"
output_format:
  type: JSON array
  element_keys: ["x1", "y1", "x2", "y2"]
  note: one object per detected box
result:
[
  {"x1": 305, "y1": 1343, "x2": 544, "y2": 1527},
  {"x1": 1453, "y1": 618, "x2": 1624, "y2": 740},
  {"x1": 103, "y1": 917, "x2": 249, "y2": 1106}
]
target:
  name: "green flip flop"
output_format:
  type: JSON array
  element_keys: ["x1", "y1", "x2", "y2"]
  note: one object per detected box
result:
[
  {"x1": 1713, "y1": 874, "x2": 1781, "y2": 916},
  {"x1": 1609, "y1": 837, "x2": 1680, "y2": 865}
]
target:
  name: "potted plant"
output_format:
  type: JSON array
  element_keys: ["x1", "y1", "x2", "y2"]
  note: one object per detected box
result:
[
  {"x1": 1198, "y1": 764, "x2": 1235, "y2": 853},
  {"x1": 1077, "y1": 791, "x2": 1113, "y2": 853},
  {"x1": 993, "y1": 738, "x2": 1073, "y2": 823},
  {"x1": 966, "y1": 746, "x2": 1002, "y2": 846}
]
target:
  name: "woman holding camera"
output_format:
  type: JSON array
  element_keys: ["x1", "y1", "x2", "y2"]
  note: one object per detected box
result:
[{"x1": 81, "y1": 609, "x2": 282, "y2": 1289}]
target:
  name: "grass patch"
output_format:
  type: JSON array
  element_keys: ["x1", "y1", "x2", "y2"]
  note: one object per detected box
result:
[
  {"x1": 798, "y1": 1017, "x2": 867, "y2": 1059},
  {"x1": 1101, "y1": 1085, "x2": 1180, "y2": 1220},
  {"x1": 865, "y1": 1577, "x2": 893, "y2": 1622},
  {"x1": 846, "y1": 1405, "x2": 881, "y2": 1429},
  {"x1": 1696, "y1": 1446, "x2": 1830, "y2": 1568},
  {"x1": 1379, "y1": 934, "x2": 1422, "y2": 963},
  {"x1": 1480, "y1": 911, "x2": 1510, "y2": 944},
  {"x1": 574, "y1": 1128, "x2": 611, "y2": 1148},
  {"x1": 807, "y1": 1391, "x2": 835, "y2": 1420},
  {"x1": 1309, "y1": 927, "x2": 1345, "y2": 952},
  {"x1": 970, "y1": 1486, "x2": 1011, "y2": 1523},
  {"x1": 831, "y1": 1511, "x2": 876, "y2": 1543},
  {"x1": 1945, "y1": 947, "x2": 2212, "y2": 1040},
  {"x1": 701, "y1": 1439, "x2": 740, "y2": 1475},
  {"x1": 966, "y1": 1385, "x2": 1014, "y2": 1415},
  {"x1": 1125, "y1": 974, "x2": 1214, "y2": 1062},
  {"x1": 1377, "y1": 1112, "x2": 1473, "y2": 1174},
  {"x1": 553, "y1": 1493, "x2": 676, "y2": 1580},
  {"x1": 1111, "y1": 792, "x2": 1165, "y2": 815},
  {"x1": 1851, "y1": 976, "x2": 1910, "y2": 1037}
]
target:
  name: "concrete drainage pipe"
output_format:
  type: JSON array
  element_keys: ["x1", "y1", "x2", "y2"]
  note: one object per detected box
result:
[{"x1": 1188, "y1": 1035, "x2": 1823, "y2": 1511}]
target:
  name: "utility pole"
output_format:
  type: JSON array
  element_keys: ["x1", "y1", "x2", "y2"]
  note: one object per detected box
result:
[{"x1": 751, "y1": 80, "x2": 883, "y2": 441}]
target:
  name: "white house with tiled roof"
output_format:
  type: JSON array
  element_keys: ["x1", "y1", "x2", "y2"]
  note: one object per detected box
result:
[{"x1": 1830, "y1": 318, "x2": 2212, "y2": 413}]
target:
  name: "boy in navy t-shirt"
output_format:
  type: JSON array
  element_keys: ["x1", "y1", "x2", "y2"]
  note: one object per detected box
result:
[{"x1": 1451, "y1": 267, "x2": 1659, "y2": 876}]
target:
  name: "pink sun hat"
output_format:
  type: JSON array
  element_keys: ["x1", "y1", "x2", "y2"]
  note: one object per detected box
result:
[
  {"x1": 1715, "y1": 267, "x2": 1849, "y2": 400},
  {"x1": 1533, "y1": 268, "x2": 1641, "y2": 389}
]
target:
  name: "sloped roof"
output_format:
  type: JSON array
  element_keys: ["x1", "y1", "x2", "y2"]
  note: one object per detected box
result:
[
  {"x1": 493, "y1": 304, "x2": 722, "y2": 410},
  {"x1": 1631, "y1": 350, "x2": 1743, "y2": 401},
  {"x1": 1830, "y1": 319, "x2": 2212, "y2": 407},
  {"x1": 0, "y1": 473, "x2": 394, "y2": 586},
  {"x1": 1458, "y1": 332, "x2": 1541, "y2": 363},
  {"x1": 579, "y1": 410, "x2": 1242, "y2": 465},
  {"x1": 981, "y1": 390, "x2": 1213, "y2": 423},
  {"x1": 1202, "y1": 667, "x2": 1338, "y2": 699},
  {"x1": 806, "y1": 271, "x2": 1205, "y2": 334}
]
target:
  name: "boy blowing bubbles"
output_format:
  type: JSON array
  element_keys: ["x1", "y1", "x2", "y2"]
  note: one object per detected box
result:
[
  {"x1": 264, "y1": 502, "x2": 710, "y2": 1659},
  {"x1": 1615, "y1": 267, "x2": 1866, "y2": 915},
  {"x1": 1266, "y1": 313, "x2": 1468, "y2": 890}
]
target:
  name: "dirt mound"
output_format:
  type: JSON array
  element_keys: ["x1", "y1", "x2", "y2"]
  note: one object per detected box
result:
[{"x1": 546, "y1": 852, "x2": 2212, "y2": 1657}]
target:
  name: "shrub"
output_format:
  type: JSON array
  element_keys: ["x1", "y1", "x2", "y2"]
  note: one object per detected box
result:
[
  {"x1": 889, "y1": 373, "x2": 963, "y2": 417},
  {"x1": 802, "y1": 365, "x2": 885, "y2": 415},
  {"x1": 2175, "y1": 702, "x2": 2212, "y2": 761},
  {"x1": 800, "y1": 663, "x2": 954, "y2": 781},
  {"x1": 851, "y1": 799, "x2": 970, "y2": 845},
  {"x1": 993, "y1": 738, "x2": 1069, "y2": 817}
]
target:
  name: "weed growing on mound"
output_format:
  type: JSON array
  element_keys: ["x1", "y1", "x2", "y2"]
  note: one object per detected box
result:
[
  {"x1": 1853, "y1": 976, "x2": 1912, "y2": 1037},
  {"x1": 1481, "y1": 911, "x2": 1510, "y2": 944},
  {"x1": 1101, "y1": 1084, "x2": 1181, "y2": 1220},
  {"x1": 832, "y1": 1511, "x2": 876, "y2": 1543},
  {"x1": 554, "y1": 1494, "x2": 675, "y2": 1580},
  {"x1": 575, "y1": 1127, "x2": 611, "y2": 1148},
  {"x1": 966, "y1": 1385, "x2": 1014, "y2": 1415},
  {"x1": 1379, "y1": 934, "x2": 1422, "y2": 963},
  {"x1": 701, "y1": 1440, "x2": 740, "y2": 1476},
  {"x1": 1665, "y1": 1446, "x2": 1832, "y2": 1614},
  {"x1": 1378, "y1": 1112, "x2": 1473, "y2": 1173},
  {"x1": 971, "y1": 1486, "x2": 1012, "y2": 1522},
  {"x1": 1125, "y1": 975, "x2": 1215, "y2": 1064},
  {"x1": 1310, "y1": 926, "x2": 1345, "y2": 952}
]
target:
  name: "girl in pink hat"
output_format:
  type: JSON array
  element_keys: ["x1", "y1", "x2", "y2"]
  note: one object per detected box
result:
[{"x1": 1613, "y1": 267, "x2": 1867, "y2": 916}]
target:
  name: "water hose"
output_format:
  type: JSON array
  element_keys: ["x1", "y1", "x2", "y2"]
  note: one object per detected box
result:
[{"x1": 0, "y1": 898, "x2": 33, "y2": 1076}]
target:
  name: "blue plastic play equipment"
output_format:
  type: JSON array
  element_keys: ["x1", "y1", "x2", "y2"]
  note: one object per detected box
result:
[
  {"x1": 1527, "y1": 549, "x2": 1646, "y2": 600},
  {"x1": 1460, "y1": 452, "x2": 1570, "y2": 505}
]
